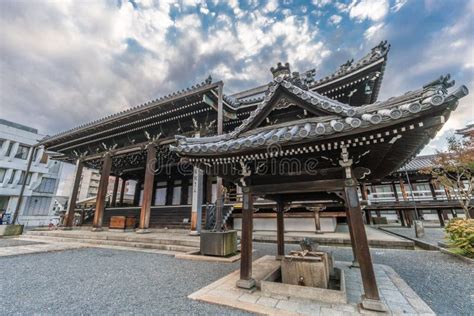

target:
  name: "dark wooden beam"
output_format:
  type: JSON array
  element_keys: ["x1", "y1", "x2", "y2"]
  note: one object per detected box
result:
[
  {"x1": 119, "y1": 178, "x2": 126, "y2": 206},
  {"x1": 93, "y1": 153, "x2": 112, "y2": 230},
  {"x1": 237, "y1": 188, "x2": 256, "y2": 289},
  {"x1": 344, "y1": 180, "x2": 381, "y2": 302},
  {"x1": 65, "y1": 159, "x2": 84, "y2": 228},
  {"x1": 138, "y1": 145, "x2": 156, "y2": 231},
  {"x1": 276, "y1": 199, "x2": 285, "y2": 257},
  {"x1": 250, "y1": 179, "x2": 346, "y2": 195},
  {"x1": 111, "y1": 176, "x2": 119, "y2": 207}
]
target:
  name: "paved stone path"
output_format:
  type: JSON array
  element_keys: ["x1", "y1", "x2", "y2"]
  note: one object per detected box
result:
[
  {"x1": 0, "y1": 241, "x2": 471, "y2": 314},
  {"x1": 190, "y1": 256, "x2": 434, "y2": 315},
  {"x1": 382, "y1": 226, "x2": 447, "y2": 247}
]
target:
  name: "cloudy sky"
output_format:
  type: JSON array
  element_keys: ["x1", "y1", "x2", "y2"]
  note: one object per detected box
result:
[{"x1": 0, "y1": 0, "x2": 472, "y2": 154}]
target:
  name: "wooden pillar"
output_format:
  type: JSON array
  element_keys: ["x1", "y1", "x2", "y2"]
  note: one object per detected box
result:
[
  {"x1": 205, "y1": 175, "x2": 213, "y2": 204},
  {"x1": 276, "y1": 199, "x2": 285, "y2": 257},
  {"x1": 429, "y1": 180, "x2": 438, "y2": 201},
  {"x1": 391, "y1": 182, "x2": 399, "y2": 202},
  {"x1": 133, "y1": 180, "x2": 142, "y2": 206},
  {"x1": 399, "y1": 210, "x2": 406, "y2": 227},
  {"x1": 119, "y1": 178, "x2": 126, "y2": 206},
  {"x1": 138, "y1": 145, "x2": 156, "y2": 232},
  {"x1": 165, "y1": 179, "x2": 173, "y2": 205},
  {"x1": 399, "y1": 178, "x2": 408, "y2": 201},
  {"x1": 406, "y1": 210, "x2": 412, "y2": 228},
  {"x1": 92, "y1": 153, "x2": 112, "y2": 230},
  {"x1": 365, "y1": 210, "x2": 372, "y2": 225},
  {"x1": 151, "y1": 180, "x2": 157, "y2": 207},
  {"x1": 237, "y1": 188, "x2": 256, "y2": 289},
  {"x1": 344, "y1": 197, "x2": 359, "y2": 267},
  {"x1": 111, "y1": 176, "x2": 119, "y2": 207},
  {"x1": 344, "y1": 181, "x2": 383, "y2": 306},
  {"x1": 65, "y1": 159, "x2": 84, "y2": 228},
  {"x1": 437, "y1": 210, "x2": 445, "y2": 227},
  {"x1": 180, "y1": 178, "x2": 190, "y2": 205}
]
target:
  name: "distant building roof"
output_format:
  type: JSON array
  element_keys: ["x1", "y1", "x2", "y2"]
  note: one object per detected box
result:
[
  {"x1": 456, "y1": 123, "x2": 474, "y2": 137},
  {"x1": 399, "y1": 155, "x2": 436, "y2": 172},
  {"x1": 0, "y1": 118, "x2": 38, "y2": 134}
]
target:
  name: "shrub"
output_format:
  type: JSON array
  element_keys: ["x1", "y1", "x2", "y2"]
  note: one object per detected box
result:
[{"x1": 445, "y1": 219, "x2": 474, "y2": 258}]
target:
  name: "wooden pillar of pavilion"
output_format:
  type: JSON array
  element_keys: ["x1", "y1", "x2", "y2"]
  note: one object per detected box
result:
[
  {"x1": 180, "y1": 178, "x2": 190, "y2": 205},
  {"x1": 119, "y1": 178, "x2": 126, "y2": 206},
  {"x1": 137, "y1": 145, "x2": 156, "y2": 232},
  {"x1": 360, "y1": 183, "x2": 371, "y2": 224},
  {"x1": 64, "y1": 159, "x2": 84, "y2": 228},
  {"x1": 92, "y1": 153, "x2": 112, "y2": 231},
  {"x1": 236, "y1": 188, "x2": 256, "y2": 289},
  {"x1": 344, "y1": 178, "x2": 385, "y2": 310},
  {"x1": 133, "y1": 180, "x2": 142, "y2": 206},
  {"x1": 276, "y1": 199, "x2": 285, "y2": 257},
  {"x1": 111, "y1": 176, "x2": 119, "y2": 207}
]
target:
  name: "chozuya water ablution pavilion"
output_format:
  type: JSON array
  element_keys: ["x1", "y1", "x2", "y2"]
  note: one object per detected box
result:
[{"x1": 38, "y1": 41, "x2": 467, "y2": 310}]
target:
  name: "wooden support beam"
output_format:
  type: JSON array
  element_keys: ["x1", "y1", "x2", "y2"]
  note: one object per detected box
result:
[
  {"x1": 437, "y1": 210, "x2": 445, "y2": 227},
  {"x1": 180, "y1": 177, "x2": 190, "y2": 205},
  {"x1": 119, "y1": 178, "x2": 126, "y2": 207},
  {"x1": 92, "y1": 153, "x2": 112, "y2": 230},
  {"x1": 111, "y1": 176, "x2": 119, "y2": 207},
  {"x1": 365, "y1": 209, "x2": 372, "y2": 225},
  {"x1": 133, "y1": 180, "x2": 142, "y2": 206},
  {"x1": 344, "y1": 180, "x2": 382, "y2": 305},
  {"x1": 398, "y1": 210, "x2": 406, "y2": 227},
  {"x1": 237, "y1": 188, "x2": 256, "y2": 289},
  {"x1": 343, "y1": 196, "x2": 359, "y2": 267},
  {"x1": 138, "y1": 145, "x2": 156, "y2": 232},
  {"x1": 165, "y1": 179, "x2": 174, "y2": 206},
  {"x1": 65, "y1": 159, "x2": 84, "y2": 228},
  {"x1": 276, "y1": 199, "x2": 285, "y2": 257}
]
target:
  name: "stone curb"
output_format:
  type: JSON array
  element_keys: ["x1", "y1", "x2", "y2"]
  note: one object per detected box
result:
[{"x1": 378, "y1": 228, "x2": 474, "y2": 264}]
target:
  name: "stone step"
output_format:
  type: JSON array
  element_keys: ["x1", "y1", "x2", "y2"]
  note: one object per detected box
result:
[
  {"x1": 20, "y1": 235, "x2": 199, "y2": 253},
  {"x1": 25, "y1": 230, "x2": 199, "y2": 248}
]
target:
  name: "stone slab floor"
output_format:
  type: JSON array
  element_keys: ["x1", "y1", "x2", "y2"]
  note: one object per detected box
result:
[{"x1": 0, "y1": 242, "x2": 472, "y2": 315}]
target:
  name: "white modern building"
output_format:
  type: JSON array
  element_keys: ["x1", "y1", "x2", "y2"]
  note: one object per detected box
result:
[{"x1": 0, "y1": 119, "x2": 68, "y2": 227}]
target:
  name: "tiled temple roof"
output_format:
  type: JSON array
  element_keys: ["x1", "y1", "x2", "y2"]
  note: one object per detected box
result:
[
  {"x1": 399, "y1": 155, "x2": 437, "y2": 172},
  {"x1": 171, "y1": 74, "x2": 468, "y2": 156},
  {"x1": 40, "y1": 76, "x2": 215, "y2": 144}
]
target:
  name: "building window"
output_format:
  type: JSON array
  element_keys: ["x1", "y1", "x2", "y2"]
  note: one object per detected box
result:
[
  {"x1": 15, "y1": 145, "x2": 30, "y2": 159},
  {"x1": 5, "y1": 143, "x2": 14, "y2": 156},
  {"x1": 0, "y1": 168, "x2": 6, "y2": 182},
  {"x1": 35, "y1": 178, "x2": 57, "y2": 193},
  {"x1": 8, "y1": 170, "x2": 17, "y2": 184},
  {"x1": 23, "y1": 196, "x2": 52, "y2": 216},
  {"x1": 18, "y1": 172, "x2": 32, "y2": 185}
]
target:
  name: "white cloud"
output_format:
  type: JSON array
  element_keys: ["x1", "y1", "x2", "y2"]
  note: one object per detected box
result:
[
  {"x1": 391, "y1": 0, "x2": 408, "y2": 12},
  {"x1": 312, "y1": 0, "x2": 331, "y2": 8},
  {"x1": 364, "y1": 23, "x2": 385, "y2": 40},
  {"x1": 349, "y1": 0, "x2": 389, "y2": 22},
  {"x1": 264, "y1": 0, "x2": 278, "y2": 13},
  {"x1": 329, "y1": 14, "x2": 342, "y2": 25}
]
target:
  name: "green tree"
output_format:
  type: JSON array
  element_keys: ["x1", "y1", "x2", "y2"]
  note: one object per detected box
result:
[{"x1": 422, "y1": 136, "x2": 474, "y2": 219}]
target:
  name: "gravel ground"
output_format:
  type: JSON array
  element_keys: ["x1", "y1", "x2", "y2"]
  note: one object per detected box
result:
[
  {"x1": 382, "y1": 226, "x2": 447, "y2": 246},
  {"x1": 0, "y1": 239, "x2": 44, "y2": 247},
  {"x1": 1, "y1": 243, "x2": 472, "y2": 315}
]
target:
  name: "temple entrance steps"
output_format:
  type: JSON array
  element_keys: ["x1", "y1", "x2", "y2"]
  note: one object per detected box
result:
[{"x1": 22, "y1": 229, "x2": 200, "y2": 253}]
